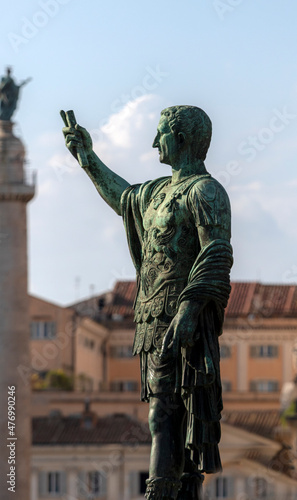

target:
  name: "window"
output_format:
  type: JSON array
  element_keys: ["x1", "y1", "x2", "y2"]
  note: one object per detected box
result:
[
  {"x1": 130, "y1": 471, "x2": 149, "y2": 496},
  {"x1": 30, "y1": 321, "x2": 56, "y2": 340},
  {"x1": 222, "y1": 380, "x2": 232, "y2": 392},
  {"x1": 78, "y1": 471, "x2": 107, "y2": 498},
  {"x1": 251, "y1": 477, "x2": 268, "y2": 498},
  {"x1": 48, "y1": 472, "x2": 60, "y2": 494},
  {"x1": 246, "y1": 476, "x2": 272, "y2": 499},
  {"x1": 110, "y1": 380, "x2": 138, "y2": 392},
  {"x1": 38, "y1": 471, "x2": 66, "y2": 497},
  {"x1": 84, "y1": 337, "x2": 95, "y2": 350},
  {"x1": 98, "y1": 297, "x2": 105, "y2": 310},
  {"x1": 87, "y1": 471, "x2": 105, "y2": 495},
  {"x1": 215, "y1": 477, "x2": 234, "y2": 498},
  {"x1": 250, "y1": 345, "x2": 278, "y2": 358},
  {"x1": 139, "y1": 472, "x2": 149, "y2": 494},
  {"x1": 110, "y1": 345, "x2": 133, "y2": 358},
  {"x1": 77, "y1": 374, "x2": 94, "y2": 392},
  {"x1": 250, "y1": 380, "x2": 279, "y2": 392},
  {"x1": 205, "y1": 477, "x2": 233, "y2": 500},
  {"x1": 220, "y1": 345, "x2": 231, "y2": 359}
]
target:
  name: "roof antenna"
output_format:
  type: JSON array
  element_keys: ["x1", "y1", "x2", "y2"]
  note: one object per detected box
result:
[{"x1": 75, "y1": 276, "x2": 81, "y2": 301}]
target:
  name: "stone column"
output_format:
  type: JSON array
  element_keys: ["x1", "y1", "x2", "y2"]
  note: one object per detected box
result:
[{"x1": 0, "y1": 120, "x2": 35, "y2": 500}]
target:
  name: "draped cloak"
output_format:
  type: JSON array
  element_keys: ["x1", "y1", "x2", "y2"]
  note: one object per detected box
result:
[{"x1": 120, "y1": 174, "x2": 233, "y2": 474}]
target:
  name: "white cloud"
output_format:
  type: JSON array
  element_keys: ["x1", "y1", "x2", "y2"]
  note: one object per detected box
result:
[{"x1": 100, "y1": 94, "x2": 158, "y2": 149}]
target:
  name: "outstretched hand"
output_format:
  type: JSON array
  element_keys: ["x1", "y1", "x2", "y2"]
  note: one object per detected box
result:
[
  {"x1": 160, "y1": 299, "x2": 206, "y2": 359},
  {"x1": 63, "y1": 124, "x2": 93, "y2": 159}
]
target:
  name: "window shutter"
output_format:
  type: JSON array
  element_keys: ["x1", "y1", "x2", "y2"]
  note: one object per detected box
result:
[
  {"x1": 250, "y1": 345, "x2": 258, "y2": 358},
  {"x1": 250, "y1": 380, "x2": 257, "y2": 392},
  {"x1": 227, "y1": 477, "x2": 234, "y2": 498},
  {"x1": 60, "y1": 471, "x2": 67, "y2": 495},
  {"x1": 100, "y1": 472, "x2": 107, "y2": 497},
  {"x1": 129, "y1": 471, "x2": 139, "y2": 498},
  {"x1": 267, "y1": 479, "x2": 275, "y2": 498},
  {"x1": 38, "y1": 471, "x2": 48, "y2": 497},
  {"x1": 245, "y1": 477, "x2": 251, "y2": 497},
  {"x1": 30, "y1": 322, "x2": 35, "y2": 339},
  {"x1": 50, "y1": 321, "x2": 56, "y2": 339}
]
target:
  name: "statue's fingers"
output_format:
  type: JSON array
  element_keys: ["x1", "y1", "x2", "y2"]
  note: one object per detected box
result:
[
  {"x1": 65, "y1": 137, "x2": 80, "y2": 148},
  {"x1": 62, "y1": 126, "x2": 76, "y2": 137},
  {"x1": 75, "y1": 124, "x2": 89, "y2": 138},
  {"x1": 67, "y1": 139, "x2": 83, "y2": 150},
  {"x1": 65, "y1": 133, "x2": 83, "y2": 145}
]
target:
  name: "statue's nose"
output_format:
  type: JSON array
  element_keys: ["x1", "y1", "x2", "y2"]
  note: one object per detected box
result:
[{"x1": 152, "y1": 136, "x2": 159, "y2": 148}]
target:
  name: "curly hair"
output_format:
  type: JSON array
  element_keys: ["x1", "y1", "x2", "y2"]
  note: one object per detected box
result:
[{"x1": 160, "y1": 105, "x2": 212, "y2": 160}]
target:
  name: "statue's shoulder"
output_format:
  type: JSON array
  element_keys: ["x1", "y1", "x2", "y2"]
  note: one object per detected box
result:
[
  {"x1": 191, "y1": 174, "x2": 230, "y2": 207},
  {"x1": 188, "y1": 174, "x2": 231, "y2": 228}
]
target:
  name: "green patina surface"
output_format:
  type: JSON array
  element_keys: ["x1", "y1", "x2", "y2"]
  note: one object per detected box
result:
[{"x1": 62, "y1": 105, "x2": 233, "y2": 500}]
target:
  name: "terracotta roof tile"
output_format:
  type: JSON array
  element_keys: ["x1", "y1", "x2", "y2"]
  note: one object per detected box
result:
[
  {"x1": 33, "y1": 410, "x2": 282, "y2": 446},
  {"x1": 71, "y1": 281, "x2": 297, "y2": 320},
  {"x1": 32, "y1": 413, "x2": 151, "y2": 446},
  {"x1": 222, "y1": 409, "x2": 281, "y2": 440}
]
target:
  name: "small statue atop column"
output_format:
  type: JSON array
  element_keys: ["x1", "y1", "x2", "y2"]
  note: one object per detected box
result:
[{"x1": 0, "y1": 67, "x2": 31, "y2": 121}]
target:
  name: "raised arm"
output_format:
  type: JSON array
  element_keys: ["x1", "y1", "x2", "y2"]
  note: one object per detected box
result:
[{"x1": 63, "y1": 123, "x2": 130, "y2": 215}]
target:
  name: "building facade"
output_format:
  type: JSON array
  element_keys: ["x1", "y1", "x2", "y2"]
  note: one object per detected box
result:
[
  {"x1": 29, "y1": 280, "x2": 297, "y2": 416},
  {"x1": 28, "y1": 280, "x2": 297, "y2": 498},
  {"x1": 30, "y1": 405, "x2": 297, "y2": 500}
]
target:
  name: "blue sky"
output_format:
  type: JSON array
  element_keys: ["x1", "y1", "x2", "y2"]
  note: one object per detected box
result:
[{"x1": 1, "y1": 0, "x2": 297, "y2": 304}]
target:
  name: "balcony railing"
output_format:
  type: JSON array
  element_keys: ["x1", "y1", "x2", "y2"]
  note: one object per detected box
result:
[{"x1": 0, "y1": 166, "x2": 36, "y2": 186}]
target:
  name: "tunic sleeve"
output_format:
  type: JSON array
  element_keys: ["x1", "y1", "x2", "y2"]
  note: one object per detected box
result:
[{"x1": 187, "y1": 177, "x2": 231, "y2": 232}]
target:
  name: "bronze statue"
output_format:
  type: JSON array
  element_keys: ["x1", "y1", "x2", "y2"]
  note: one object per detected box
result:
[
  {"x1": 62, "y1": 105, "x2": 233, "y2": 500},
  {"x1": 0, "y1": 68, "x2": 31, "y2": 121}
]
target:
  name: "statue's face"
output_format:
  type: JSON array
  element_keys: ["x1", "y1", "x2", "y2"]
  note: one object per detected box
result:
[{"x1": 152, "y1": 115, "x2": 178, "y2": 166}]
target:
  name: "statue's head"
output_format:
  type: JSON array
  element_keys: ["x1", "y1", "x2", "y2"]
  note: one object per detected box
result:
[{"x1": 153, "y1": 105, "x2": 212, "y2": 165}]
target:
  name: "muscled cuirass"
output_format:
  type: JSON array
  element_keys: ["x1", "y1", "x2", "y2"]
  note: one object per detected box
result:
[{"x1": 133, "y1": 177, "x2": 200, "y2": 355}]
